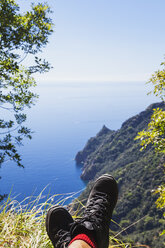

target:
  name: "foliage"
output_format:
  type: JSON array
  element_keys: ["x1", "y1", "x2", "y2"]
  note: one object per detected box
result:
[
  {"x1": 154, "y1": 184, "x2": 165, "y2": 237},
  {"x1": 0, "y1": 0, "x2": 53, "y2": 168},
  {"x1": 155, "y1": 184, "x2": 165, "y2": 211},
  {"x1": 136, "y1": 59, "x2": 165, "y2": 237},
  {"x1": 148, "y1": 60, "x2": 165, "y2": 100},
  {"x1": 135, "y1": 108, "x2": 165, "y2": 153}
]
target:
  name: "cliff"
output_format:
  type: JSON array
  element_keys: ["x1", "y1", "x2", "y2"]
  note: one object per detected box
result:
[{"x1": 75, "y1": 102, "x2": 165, "y2": 248}]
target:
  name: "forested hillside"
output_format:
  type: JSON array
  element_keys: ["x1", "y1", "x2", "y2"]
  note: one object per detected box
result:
[{"x1": 75, "y1": 102, "x2": 165, "y2": 248}]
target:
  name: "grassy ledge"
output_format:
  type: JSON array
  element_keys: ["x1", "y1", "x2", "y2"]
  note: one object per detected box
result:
[{"x1": 0, "y1": 191, "x2": 150, "y2": 248}]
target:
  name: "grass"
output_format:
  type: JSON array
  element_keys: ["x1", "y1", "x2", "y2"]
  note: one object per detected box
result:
[
  {"x1": 0, "y1": 191, "x2": 53, "y2": 247},
  {"x1": 0, "y1": 191, "x2": 149, "y2": 248}
]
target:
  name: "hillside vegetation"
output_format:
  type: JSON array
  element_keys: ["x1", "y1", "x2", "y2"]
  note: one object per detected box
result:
[{"x1": 75, "y1": 102, "x2": 165, "y2": 248}]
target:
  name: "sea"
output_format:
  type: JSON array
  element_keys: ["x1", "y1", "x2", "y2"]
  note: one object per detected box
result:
[{"x1": 0, "y1": 81, "x2": 157, "y2": 204}]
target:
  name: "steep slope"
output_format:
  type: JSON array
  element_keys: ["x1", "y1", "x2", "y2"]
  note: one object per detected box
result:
[{"x1": 75, "y1": 102, "x2": 165, "y2": 248}]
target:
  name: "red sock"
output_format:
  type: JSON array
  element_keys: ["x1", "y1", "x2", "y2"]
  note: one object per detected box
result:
[{"x1": 69, "y1": 233, "x2": 97, "y2": 248}]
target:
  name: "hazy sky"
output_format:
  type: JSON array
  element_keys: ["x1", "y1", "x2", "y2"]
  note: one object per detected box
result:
[{"x1": 18, "y1": 0, "x2": 165, "y2": 82}]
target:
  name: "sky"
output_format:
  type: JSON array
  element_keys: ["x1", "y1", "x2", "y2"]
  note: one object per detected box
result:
[{"x1": 17, "y1": 0, "x2": 165, "y2": 82}]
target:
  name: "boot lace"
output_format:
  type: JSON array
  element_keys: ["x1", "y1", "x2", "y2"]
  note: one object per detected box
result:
[
  {"x1": 74, "y1": 192, "x2": 110, "y2": 230},
  {"x1": 54, "y1": 229, "x2": 70, "y2": 248}
]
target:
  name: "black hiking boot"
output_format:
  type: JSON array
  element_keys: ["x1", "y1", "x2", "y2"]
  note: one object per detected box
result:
[
  {"x1": 46, "y1": 206, "x2": 74, "y2": 248},
  {"x1": 70, "y1": 174, "x2": 118, "y2": 248}
]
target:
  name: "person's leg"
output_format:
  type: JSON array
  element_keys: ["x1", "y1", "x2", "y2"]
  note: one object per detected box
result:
[
  {"x1": 46, "y1": 174, "x2": 118, "y2": 248},
  {"x1": 46, "y1": 206, "x2": 74, "y2": 248},
  {"x1": 69, "y1": 233, "x2": 97, "y2": 248},
  {"x1": 69, "y1": 174, "x2": 118, "y2": 248},
  {"x1": 69, "y1": 240, "x2": 91, "y2": 248},
  {"x1": 46, "y1": 206, "x2": 92, "y2": 248}
]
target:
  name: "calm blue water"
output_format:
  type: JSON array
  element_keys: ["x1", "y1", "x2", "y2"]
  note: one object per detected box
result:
[{"x1": 0, "y1": 81, "x2": 157, "y2": 203}]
